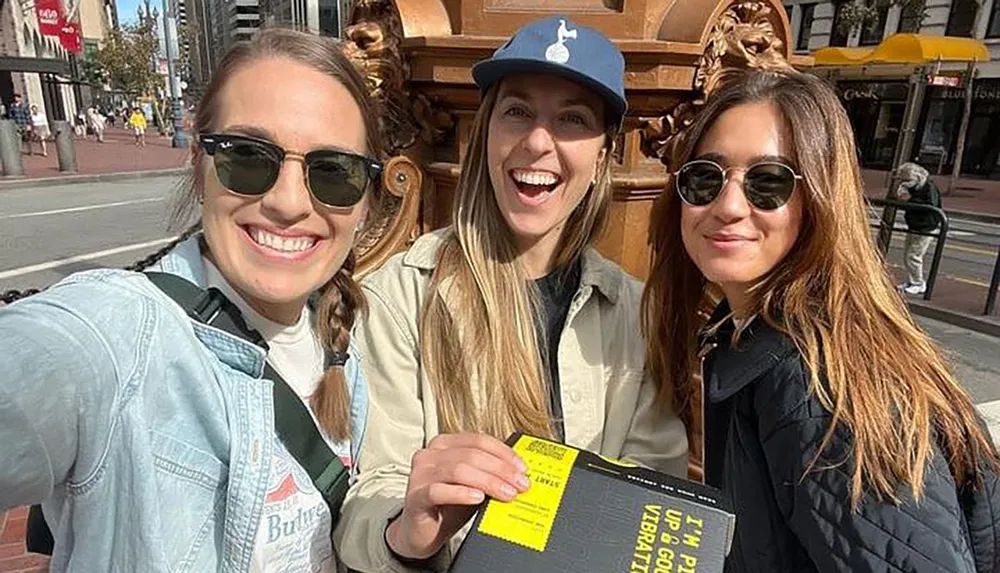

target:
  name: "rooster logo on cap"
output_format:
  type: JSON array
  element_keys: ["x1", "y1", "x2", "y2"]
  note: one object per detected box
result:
[{"x1": 544, "y1": 19, "x2": 578, "y2": 64}]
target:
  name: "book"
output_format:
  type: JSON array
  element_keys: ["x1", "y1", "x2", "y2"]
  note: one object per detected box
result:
[{"x1": 449, "y1": 432, "x2": 735, "y2": 573}]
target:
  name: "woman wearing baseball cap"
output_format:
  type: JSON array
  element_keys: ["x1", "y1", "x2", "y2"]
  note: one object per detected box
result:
[{"x1": 336, "y1": 16, "x2": 688, "y2": 572}]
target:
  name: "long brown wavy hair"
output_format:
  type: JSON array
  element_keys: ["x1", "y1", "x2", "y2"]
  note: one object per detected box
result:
[
  {"x1": 168, "y1": 28, "x2": 385, "y2": 440},
  {"x1": 421, "y1": 84, "x2": 618, "y2": 440},
  {"x1": 642, "y1": 67, "x2": 998, "y2": 505}
]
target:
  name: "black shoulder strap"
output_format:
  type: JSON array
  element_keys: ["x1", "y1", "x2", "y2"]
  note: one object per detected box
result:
[{"x1": 145, "y1": 272, "x2": 350, "y2": 519}]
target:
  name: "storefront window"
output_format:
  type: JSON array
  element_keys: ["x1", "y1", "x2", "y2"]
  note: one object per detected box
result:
[
  {"x1": 838, "y1": 81, "x2": 908, "y2": 168},
  {"x1": 917, "y1": 99, "x2": 960, "y2": 170},
  {"x1": 958, "y1": 82, "x2": 1000, "y2": 178}
]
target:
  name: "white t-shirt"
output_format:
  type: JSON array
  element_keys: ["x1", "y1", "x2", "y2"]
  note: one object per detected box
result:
[
  {"x1": 203, "y1": 259, "x2": 341, "y2": 573},
  {"x1": 31, "y1": 112, "x2": 46, "y2": 128}
]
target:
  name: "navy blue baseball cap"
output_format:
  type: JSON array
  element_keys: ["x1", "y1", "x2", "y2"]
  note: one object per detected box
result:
[{"x1": 472, "y1": 16, "x2": 627, "y2": 127}]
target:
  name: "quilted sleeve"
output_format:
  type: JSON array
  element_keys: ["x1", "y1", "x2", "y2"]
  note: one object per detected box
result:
[
  {"x1": 756, "y1": 361, "x2": 980, "y2": 573},
  {"x1": 959, "y1": 450, "x2": 1000, "y2": 572}
]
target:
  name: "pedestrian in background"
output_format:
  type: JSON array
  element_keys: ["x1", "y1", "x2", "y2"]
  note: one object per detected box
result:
[
  {"x1": 644, "y1": 67, "x2": 1000, "y2": 573},
  {"x1": 29, "y1": 104, "x2": 49, "y2": 157},
  {"x1": 129, "y1": 106, "x2": 147, "y2": 146},
  {"x1": 896, "y1": 162, "x2": 942, "y2": 296},
  {"x1": 74, "y1": 110, "x2": 86, "y2": 139},
  {"x1": 8, "y1": 93, "x2": 32, "y2": 154},
  {"x1": 0, "y1": 28, "x2": 385, "y2": 572},
  {"x1": 86, "y1": 107, "x2": 106, "y2": 143}
]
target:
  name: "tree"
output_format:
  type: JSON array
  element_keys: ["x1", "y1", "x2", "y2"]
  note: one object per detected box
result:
[
  {"x1": 93, "y1": 20, "x2": 161, "y2": 98},
  {"x1": 837, "y1": 0, "x2": 929, "y2": 36}
]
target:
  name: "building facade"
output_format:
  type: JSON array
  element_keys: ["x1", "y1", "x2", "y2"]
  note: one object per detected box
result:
[
  {"x1": 229, "y1": 0, "x2": 261, "y2": 45},
  {"x1": 1, "y1": 0, "x2": 88, "y2": 123},
  {"x1": 183, "y1": 0, "x2": 350, "y2": 96},
  {"x1": 259, "y1": 0, "x2": 349, "y2": 38},
  {"x1": 786, "y1": 0, "x2": 1000, "y2": 178}
]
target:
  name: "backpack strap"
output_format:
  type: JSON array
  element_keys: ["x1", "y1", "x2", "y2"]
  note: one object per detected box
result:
[{"x1": 145, "y1": 272, "x2": 350, "y2": 519}]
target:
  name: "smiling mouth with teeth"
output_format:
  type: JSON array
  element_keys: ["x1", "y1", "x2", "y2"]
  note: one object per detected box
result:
[
  {"x1": 247, "y1": 227, "x2": 319, "y2": 253},
  {"x1": 510, "y1": 168, "x2": 562, "y2": 197}
]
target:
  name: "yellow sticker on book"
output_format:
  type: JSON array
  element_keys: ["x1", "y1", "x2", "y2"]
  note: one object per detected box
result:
[{"x1": 477, "y1": 436, "x2": 578, "y2": 552}]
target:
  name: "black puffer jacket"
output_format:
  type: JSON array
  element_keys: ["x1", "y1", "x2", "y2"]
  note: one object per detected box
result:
[{"x1": 700, "y1": 302, "x2": 1000, "y2": 573}]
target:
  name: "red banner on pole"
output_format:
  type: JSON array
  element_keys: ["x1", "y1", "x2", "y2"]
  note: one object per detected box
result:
[
  {"x1": 59, "y1": 19, "x2": 82, "y2": 53},
  {"x1": 34, "y1": 0, "x2": 63, "y2": 36}
]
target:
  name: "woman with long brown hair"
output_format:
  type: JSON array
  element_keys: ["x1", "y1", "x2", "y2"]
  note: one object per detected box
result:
[
  {"x1": 643, "y1": 67, "x2": 1000, "y2": 572},
  {"x1": 0, "y1": 29, "x2": 384, "y2": 571},
  {"x1": 336, "y1": 16, "x2": 688, "y2": 572}
]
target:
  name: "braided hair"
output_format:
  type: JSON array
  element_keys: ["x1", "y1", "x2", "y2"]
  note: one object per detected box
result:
[
  {"x1": 311, "y1": 249, "x2": 367, "y2": 440},
  {"x1": 125, "y1": 223, "x2": 203, "y2": 273},
  {"x1": 185, "y1": 29, "x2": 385, "y2": 440},
  {"x1": 4, "y1": 30, "x2": 384, "y2": 442}
]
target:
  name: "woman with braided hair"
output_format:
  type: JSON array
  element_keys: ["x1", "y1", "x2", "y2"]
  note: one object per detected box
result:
[{"x1": 0, "y1": 28, "x2": 385, "y2": 572}]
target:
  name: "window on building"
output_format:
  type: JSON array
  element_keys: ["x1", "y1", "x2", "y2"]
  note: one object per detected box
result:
[
  {"x1": 897, "y1": 2, "x2": 922, "y2": 33},
  {"x1": 83, "y1": 40, "x2": 99, "y2": 62},
  {"x1": 783, "y1": 4, "x2": 793, "y2": 20},
  {"x1": 797, "y1": 3, "x2": 816, "y2": 51},
  {"x1": 829, "y1": 1, "x2": 850, "y2": 47},
  {"x1": 859, "y1": 0, "x2": 889, "y2": 45},
  {"x1": 946, "y1": 0, "x2": 978, "y2": 37},
  {"x1": 318, "y1": 0, "x2": 340, "y2": 36},
  {"x1": 987, "y1": 0, "x2": 1000, "y2": 37}
]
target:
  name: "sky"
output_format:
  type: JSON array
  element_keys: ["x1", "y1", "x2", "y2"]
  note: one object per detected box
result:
[{"x1": 116, "y1": 0, "x2": 142, "y2": 25}]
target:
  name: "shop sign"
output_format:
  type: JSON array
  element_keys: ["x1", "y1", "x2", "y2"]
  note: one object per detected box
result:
[
  {"x1": 837, "y1": 81, "x2": 909, "y2": 102},
  {"x1": 927, "y1": 75, "x2": 961, "y2": 87},
  {"x1": 940, "y1": 80, "x2": 1000, "y2": 101},
  {"x1": 840, "y1": 84, "x2": 879, "y2": 100}
]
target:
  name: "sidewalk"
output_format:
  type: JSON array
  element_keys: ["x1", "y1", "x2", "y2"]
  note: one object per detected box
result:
[
  {"x1": 885, "y1": 261, "x2": 1000, "y2": 337},
  {"x1": 2, "y1": 126, "x2": 188, "y2": 180},
  {"x1": 0, "y1": 507, "x2": 46, "y2": 572},
  {"x1": 865, "y1": 169, "x2": 999, "y2": 332},
  {"x1": 863, "y1": 169, "x2": 1000, "y2": 217}
]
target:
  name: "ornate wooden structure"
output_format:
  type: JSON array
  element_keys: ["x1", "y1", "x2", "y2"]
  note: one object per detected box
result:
[{"x1": 346, "y1": 0, "x2": 810, "y2": 476}]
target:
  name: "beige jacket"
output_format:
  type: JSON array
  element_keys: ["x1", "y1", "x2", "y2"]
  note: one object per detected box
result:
[{"x1": 335, "y1": 229, "x2": 688, "y2": 572}]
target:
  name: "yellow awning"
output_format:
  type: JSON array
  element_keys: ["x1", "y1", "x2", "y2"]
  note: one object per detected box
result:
[{"x1": 813, "y1": 33, "x2": 989, "y2": 66}]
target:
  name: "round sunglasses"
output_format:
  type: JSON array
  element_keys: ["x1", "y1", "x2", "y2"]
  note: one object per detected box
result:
[
  {"x1": 198, "y1": 133, "x2": 383, "y2": 208},
  {"x1": 674, "y1": 159, "x2": 801, "y2": 211}
]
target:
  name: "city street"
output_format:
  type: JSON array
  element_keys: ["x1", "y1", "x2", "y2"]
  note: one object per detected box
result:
[
  {"x1": 1, "y1": 175, "x2": 998, "y2": 443},
  {"x1": 873, "y1": 209, "x2": 1000, "y2": 290},
  {"x1": 0, "y1": 175, "x2": 182, "y2": 294}
]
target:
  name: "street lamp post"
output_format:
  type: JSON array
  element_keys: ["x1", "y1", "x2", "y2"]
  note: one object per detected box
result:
[{"x1": 161, "y1": 0, "x2": 189, "y2": 148}]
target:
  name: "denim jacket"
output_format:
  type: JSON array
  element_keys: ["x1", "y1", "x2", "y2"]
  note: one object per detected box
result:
[{"x1": 0, "y1": 236, "x2": 368, "y2": 572}]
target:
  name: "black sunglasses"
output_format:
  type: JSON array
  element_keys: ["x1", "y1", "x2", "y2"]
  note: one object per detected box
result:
[
  {"x1": 198, "y1": 133, "x2": 382, "y2": 208},
  {"x1": 674, "y1": 159, "x2": 801, "y2": 211}
]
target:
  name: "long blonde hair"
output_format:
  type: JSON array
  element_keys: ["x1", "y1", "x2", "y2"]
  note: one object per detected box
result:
[
  {"x1": 642, "y1": 68, "x2": 998, "y2": 504},
  {"x1": 421, "y1": 84, "x2": 617, "y2": 440}
]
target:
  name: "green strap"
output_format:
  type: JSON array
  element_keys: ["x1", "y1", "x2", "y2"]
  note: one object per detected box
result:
[
  {"x1": 268, "y1": 363, "x2": 350, "y2": 513},
  {"x1": 146, "y1": 272, "x2": 349, "y2": 519}
]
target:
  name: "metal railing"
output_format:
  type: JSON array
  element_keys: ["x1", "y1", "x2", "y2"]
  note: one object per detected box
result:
[
  {"x1": 987, "y1": 247, "x2": 1000, "y2": 316},
  {"x1": 868, "y1": 198, "x2": 949, "y2": 302}
]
